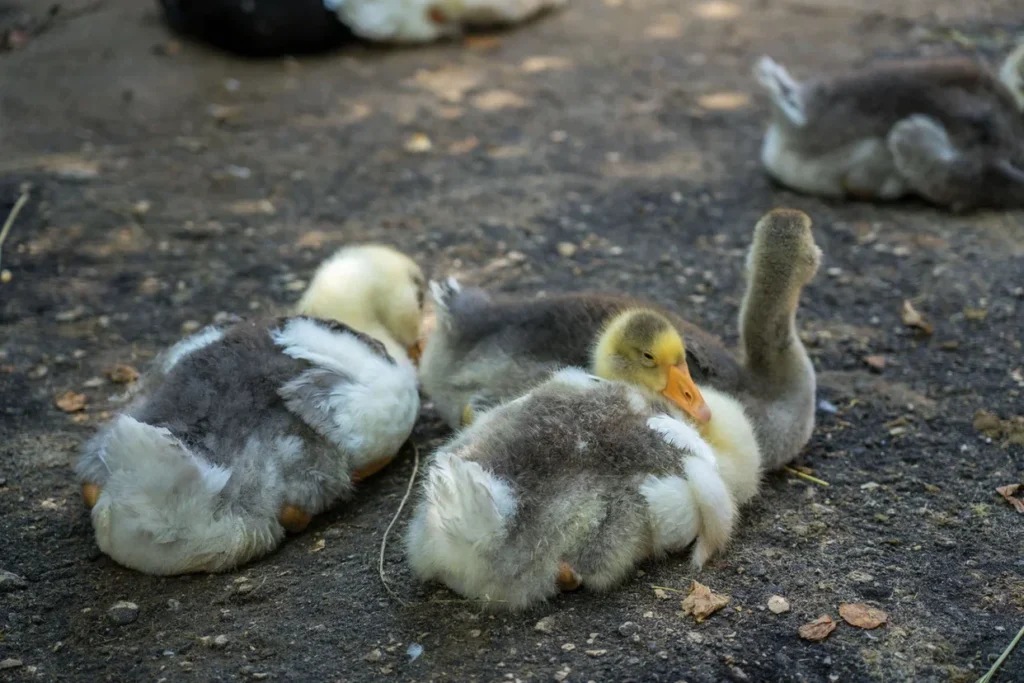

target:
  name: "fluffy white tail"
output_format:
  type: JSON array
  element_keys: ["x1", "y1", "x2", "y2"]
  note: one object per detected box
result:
[
  {"x1": 406, "y1": 452, "x2": 517, "y2": 593},
  {"x1": 90, "y1": 416, "x2": 281, "y2": 575}
]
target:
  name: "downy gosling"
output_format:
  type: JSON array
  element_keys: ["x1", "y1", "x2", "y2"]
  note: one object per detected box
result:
[
  {"x1": 75, "y1": 244, "x2": 425, "y2": 575},
  {"x1": 406, "y1": 358, "x2": 761, "y2": 609},
  {"x1": 754, "y1": 45, "x2": 1024, "y2": 211},
  {"x1": 419, "y1": 208, "x2": 821, "y2": 471}
]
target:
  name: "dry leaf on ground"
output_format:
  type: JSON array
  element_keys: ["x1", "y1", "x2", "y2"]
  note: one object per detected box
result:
[
  {"x1": 838, "y1": 603, "x2": 888, "y2": 629},
  {"x1": 996, "y1": 484, "x2": 1024, "y2": 513},
  {"x1": 798, "y1": 615, "x2": 836, "y2": 641},
  {"x1": 106, "y1": 365, "x2": 140, "y2": 384},
  {"x1": 471, "y1": 90, "x2": 527, "y2": 112},
  {"x1": 228, "y1": 199, "x2": 275, "y2": 216},
  {"x1": 680, "y1": 581, "x2": 730, "y2": 622},
  {"x1": 413, "y1": 66, "x2": 482, "y2": 103},
  {"x1": 901, "y1": 300, "x2": 934, "y2": 335},
  {"x1": 521, "y1": 56, "x2": 572, "y2": 73},
  {"x1": 55, "y1": 391, "x2": 87, "y2": 413}
]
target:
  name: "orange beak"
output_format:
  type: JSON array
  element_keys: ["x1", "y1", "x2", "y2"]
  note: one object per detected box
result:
[
  {"x1": 661, "y1": 364, "x2": 712, "y2": 424},
  {"x1": 407, "y1": 340, "x2": 424, "y2": 366}
]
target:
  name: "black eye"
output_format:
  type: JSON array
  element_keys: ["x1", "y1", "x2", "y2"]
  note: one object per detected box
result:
[{"x1": 643, "y1": 352, "x2": 655, "y2": 361}]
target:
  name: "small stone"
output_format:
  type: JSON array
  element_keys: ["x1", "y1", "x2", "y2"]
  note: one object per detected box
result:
[
  {"x1": 211, "y1": 635, "x2": 229, "y2": 649},
  {"x1": 686, "y1": 631, "x2": 704, "y2": 644},
  {"x1": 468, "y1": 629, "x2": 481, "y2": 638},
  {"x1": 553, "y1": 669, "x2": 570, "y2": 682},
  {"x1": 534, "y1": 616, "x2": 555, "y2": 633},
  {"x1": 131, "y1": 200, "x2": 152, "y2": 217},
  {"x1": 83, "y1": 377, "x2": 105, "y2": 388},
  {"x1": 556, "y1": 242, "x2": 577, "y2": 258},
  {"x1": 107, "y1": 600, "x2": 139, "y2": 625},
  {"x1": 181, "y1": 320, "x2": 202, "y2": 334},
  {"x1": 0, "y1": 569, "x2": 28, "y2": 592},
  {"x1": 767, "y1": 595, "x2": 790, "y2": 614},
  {"x1": 618, "y1": 621, "x2": 639, "y2": 637},
  {"x1": 365, "y1": 648, "x2": 383, "y2": 663},
  {"x1": 864, "y1": 355, "x2": 886, "y2": 372},
  {"x1": 0, "y1": 269, "x2": 11, "y2": 284},
  {"x1": 860, "y1": 482, "x2": 880, "y2": 491},
  {"x1": 28, "y1": 365, "x2": 48, "y2": 379},
  {"x1": 167, "y1": 599, "x2": 181, "y2": 611},
  {"x1": 561, "y1": 643, "x2": 575, "y2": 651},
  {"x1": 55, "y1": 306, "x2": 87, "y2": 322},
  {"x1": 404, "y1": 133, "x2": 433, "y2": 153},
  {"x1": 0, "y1": 659, "x2": 22, "y2": 670},
  {"x1": 585, "y1": 649, "x2": 607, "y2": 657}
]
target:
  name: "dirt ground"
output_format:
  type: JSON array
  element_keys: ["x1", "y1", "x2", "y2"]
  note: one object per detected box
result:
[{"x1": 1, "y1": 0, "x2": 1023, "y2": 681}]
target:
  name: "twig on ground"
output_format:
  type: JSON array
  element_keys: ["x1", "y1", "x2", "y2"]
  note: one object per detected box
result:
[
  {"x1": 0, "y1": 189, "x2": 30, "y2": 272},
  {"x1": 378, "y1": 442, "x2": 420, "y2": 606},
  {"x1": 977, "y1": 624, "x2": 1024, "y2": 683},
  {"x1": 784, "y1": 465, "x2": 831, "y2": 487}
]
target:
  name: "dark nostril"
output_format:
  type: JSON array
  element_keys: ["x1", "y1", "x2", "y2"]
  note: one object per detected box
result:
[{"x1": 684, "y1": 392, "x2": 693, "y2": 401}]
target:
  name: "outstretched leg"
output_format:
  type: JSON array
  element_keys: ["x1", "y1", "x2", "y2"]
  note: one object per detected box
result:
[
  {"x1": 754, "y1": 56, "x2": 808, "y2": 127},
  {"x1": 888, "y1": 115, "x2": 1024, "y2": 211},
  {"x1": 738, "y1": 209, "x2": 821, "y2": 470}
]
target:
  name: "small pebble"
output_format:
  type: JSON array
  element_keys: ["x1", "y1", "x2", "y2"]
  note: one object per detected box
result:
[
  {"x1": 365, "y1": 648, "x2": 383, "y2": 663},
  {"x1": 181, "y1": 320, "x2": 202, "y2": 334},
  {"x1": 167, "y1": 599, "x2": 181, "y2": 611},
  {"x1": 534, "y1": 616, "x2": 554, "y2": 633},
  {"x1": 618, "y1": 621, "x2": 639, "y2": 637},
  {"x1": 767, "y1": 595, "x2": 790, "y2": 614},
  {"x1": 817, "y1": 399, "x2": 838, "y2": 414},
  {"x1": 0, "y1": 269, "x2": 11, "y2": 284},
  {"x1": 407, "y1": 643, "x2": 423, "y2": 662},
  {"x1": 0, "y1": 659, "x2": 23, "y2": 670},
  {"x1": 556, "y1": 242, "x2": 577, "y2": 258},
  {"x1": 0, "y1": 569, "x2": 28, "y2": 592},
  {"x1": 107, "y1": 601, "x2": 139, "y2": 625}
]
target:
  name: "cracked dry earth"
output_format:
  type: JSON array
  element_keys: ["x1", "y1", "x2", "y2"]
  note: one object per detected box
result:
[{"x1": 1, "y1": 0, "x2": 1023, "y2": 681}]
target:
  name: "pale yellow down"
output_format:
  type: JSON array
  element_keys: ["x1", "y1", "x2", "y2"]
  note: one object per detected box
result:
[{"x1": 295, "y1": 244, "x2": 425, "y2": 362}]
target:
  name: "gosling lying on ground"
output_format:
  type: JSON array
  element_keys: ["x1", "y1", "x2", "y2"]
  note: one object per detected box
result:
[
  {"x1": 406, "y1": 364, "x2": 761, "y2": 610},
  {"x1": 75, "y1": 245, "x2": 424, "y2": 574},
  {"x1": 419, "y1": 208, "x2": 821, "y2": 471},
  {"x1": 754, "y1": 45, "x2": 1024, "y2": 211}
]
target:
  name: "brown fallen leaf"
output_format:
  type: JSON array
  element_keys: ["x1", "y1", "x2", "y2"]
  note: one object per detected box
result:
[
  {"x1": 295, "y1": 231, "x2": 328, "y2": 250},
  {"x1": 106, "y1": 365, "x2": 140, "y2": 385},
  {"x1": 996, "y1": 484, "x2": 1024, "y2": 513},
  {"x1": 471, "y1": 90, "x2": 527, "y2": 112},
  {"x1": 520, "y1": 56, "x2": 572, "y2": 73},
  {"x1": 228, "y1": 199, "x2": 276, "y2": 216},
  {"x1": 799, "y1": 614, "x2": 837, "y2": 641},
  {"x1": 901, "y1": 300, "x2": 933, "y2": 335},
  {"x1": 693, "y1": 1, "x2": 741, "y2": 19},
  {"x1": 412, "y1": 66, "x2": 482, "y2": 103},
  {"x1": 55, "y1": 391, "x2": 88, "y2": 413},
  {"x1": 463, "y1": 35, "x2": 502, "y2": 50},
  {"x1": 680, "y1": 581, "x2": 730, "y2": 622},
  {"x1": 448, "y1": 136, "x2": 480, "y2": 155},
  {"x1": 839, "y1": 603, "x2": 888, "y2": 629}
]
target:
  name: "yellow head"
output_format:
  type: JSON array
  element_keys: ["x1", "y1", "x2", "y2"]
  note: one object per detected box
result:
[
  {"x1": 591, "y1": 309, "x2": 712, "y2": 424},
  {"x1": 296, "y1": 244, "x2": 426, "y2": 362}
]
